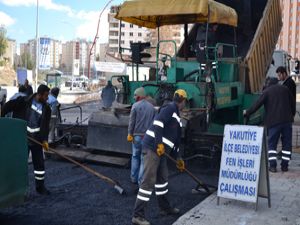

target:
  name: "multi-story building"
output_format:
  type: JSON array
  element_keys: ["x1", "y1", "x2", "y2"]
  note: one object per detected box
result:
[
  {"x1": 61, "y1": 39, "x2": 96, "y2": 76},
  {"x1": 20, "y1": 43, "x2": 29, "y2": 57},
  {"x1": 3, "y1": 38, "x2": 16, "y2": 67},
  {"x1": 150, "y1": 25, "x2": 183, "y2": 58},
  {"x1": 20, "y1": 38, "x2": 62, "y2": 69},
  {"x1": 277, "y1": 0, "x2": 300, "y2": 58},
  {"x1": 108, "y1": 5, "x2": 151, "y2": 56},
  {"x1": 52, "y1": 39, "x2": 62, "y2": 69}
]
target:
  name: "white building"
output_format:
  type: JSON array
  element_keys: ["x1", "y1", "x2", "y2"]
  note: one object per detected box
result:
[
  {"x1": 61, "y1": 39, "x2": 96, "y2": 76},
  {"x1": 108, "y1": 5, "x2": 151, "y2": 56},
  {"x1": 20, "y1": 38, "x2": 62, "y2": 69}
]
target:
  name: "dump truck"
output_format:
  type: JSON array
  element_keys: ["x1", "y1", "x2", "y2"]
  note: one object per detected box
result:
[{"x1": 55, "y1": 0, "x2": 282, "y2": 166}]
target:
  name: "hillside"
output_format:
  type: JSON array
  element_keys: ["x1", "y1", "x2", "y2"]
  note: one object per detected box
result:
[{"x1": 0, "y1": 64, "x2": 16, "y2": 86}]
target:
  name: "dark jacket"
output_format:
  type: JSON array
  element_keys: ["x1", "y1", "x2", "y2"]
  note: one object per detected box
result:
[
  {"x1": 1, "y1": 94, "x2": 51, "y2": 142},
  {"x1": 143, "y1": 102, "x2": 182, "y2": 155},
  {"x1": 246, "y1": 84, "x2": 295, "y2": 128},
  {"x1": 283, "y1": 76, "x2": 296, "y2": 104},
  {"x1": 25, "y1": 85, "x2": 33, "y2": 96}
]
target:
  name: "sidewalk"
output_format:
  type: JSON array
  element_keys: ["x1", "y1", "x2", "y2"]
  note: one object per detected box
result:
[{"x1": 173, "y1": 153, "x2": 300, "y2": 225}]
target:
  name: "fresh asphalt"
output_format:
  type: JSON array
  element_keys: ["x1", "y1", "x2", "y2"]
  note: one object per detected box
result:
[{"x1": 0, "y1": 157, "x2": 218, "y2": 225}]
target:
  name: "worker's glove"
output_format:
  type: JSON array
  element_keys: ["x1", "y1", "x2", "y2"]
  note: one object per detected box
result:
[
  {"x1": 42, "y1": 141, "x2": 49, "y2": 152},
  {"x1": 243, "y1": 110, "x2": 249, "y2": 117},
  {"x1": 156, "y1": 143, "x2": 165, "y2": 156},
  {"x1": 243, "y1": 110, "x2": 250, "y2": 125},
  {"x1": 127, "y1": 134, "x2": 134, "y2": 142},
  {"x1": 176, "y1": 159, "x2": 185, "y2": 172}
]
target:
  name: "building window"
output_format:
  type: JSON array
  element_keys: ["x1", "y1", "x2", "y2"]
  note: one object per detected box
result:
[
  {"x1": 138, "y1": 33, "x2": 142, "y2": 37},
  {"x1": 121, "y1": 32, "x2": 125, "y2": 36},
  {"x1": 121, "y1": 40, "x2": 125, "y2": 44},
  {"x1": 129, "y1": 32, "x2": 133, "y2": 36},
  {"x1": 121, "y1": 23, "x2": 125, "y2": 28},
  {"x1": 130, "y1": 24, "x2": 134, "y2": 28}
]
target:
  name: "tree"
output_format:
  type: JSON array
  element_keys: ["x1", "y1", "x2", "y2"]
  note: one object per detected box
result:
[
  {"x1": 0, "y1": 26, "x2": 8, "y2": 58},
  {"x1": 20, "y1": 52, "x2": 34, "y2": 70}
]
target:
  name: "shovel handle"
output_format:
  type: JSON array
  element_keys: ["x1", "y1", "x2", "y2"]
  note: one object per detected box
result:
[
  {"x1": 28, "y1": 136, "x2": 118, "y2": 186},
  {"x1": 163, "y1": 152, "x2": 210, "y2": 193}
]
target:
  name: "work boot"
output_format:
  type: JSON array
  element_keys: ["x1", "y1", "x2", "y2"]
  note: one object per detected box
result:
[
  {"x1": 132, "y1": 216, "x2": 150, "y2": 225},
  {"x1": 159, "y1": 207, "x2": 180, "y2": 216},
  {"x1": 36, "y1": 186, "x2": 50, "y2": 195},
  {"x1": 281, "y1": 166, "x2": 289, "y2": 172},
  {"x1": 35, "y1": 179, "x2": 50, "y2": 195},
  {"x1": 269, "y1": 167, "x2": 277, "y2": 173}
]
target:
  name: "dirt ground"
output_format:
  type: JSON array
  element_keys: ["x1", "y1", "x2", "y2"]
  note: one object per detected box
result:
[
  {"x1": 0, "y1": 65, "x2": 16, "y2": 86},
  {"x1": 0, "y1": 157, "x2": 218, "y2": 225}
]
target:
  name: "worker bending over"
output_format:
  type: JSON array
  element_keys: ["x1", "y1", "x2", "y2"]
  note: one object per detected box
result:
[
  {"x1": 132, "y1": 89, "x2": 186, "y2": 225},
  {"x1": 1, "y1": 85, "x2": 52, "y2": 195}
]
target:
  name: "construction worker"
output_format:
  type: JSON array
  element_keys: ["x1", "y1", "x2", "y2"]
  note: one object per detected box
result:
[
  {"x1": 47, "y1": 87, "x2": 60, "y2": 143},
  {"x1": 1, "y1": 84, "x2": 52, "y2": 194},
  {"x1": 24, "y1": 79, "x2": 33, "y2": 96},
  {"x1": 127, "y1": 87, "x2": 156, "y2": 185},
  {"x1": 10, "y1": 85, "x2": 27, "y2": 100},
  {"x1": 101, "y1": 80, "x2": 116, "y2": 109},
  {"x1": 132, "y1": 89, "x2": 187, "y2": 225},
  {"x1": 244, "y1": 78, "x2": 295, "y2": 172},
  {"x1": 276, "y1": 66, "x2": 296, "y2": 161}
]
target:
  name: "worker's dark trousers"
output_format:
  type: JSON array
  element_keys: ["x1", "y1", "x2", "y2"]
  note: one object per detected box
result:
[
  {"x1": 28, "y1": 143, "x2": 46, "y2": 188},
  {"x1": 133, "y1": 149, "x2": 171, "y2": 218},
  {"x1": 268, "y1": 122, "x2": 292, "y2": 168}
]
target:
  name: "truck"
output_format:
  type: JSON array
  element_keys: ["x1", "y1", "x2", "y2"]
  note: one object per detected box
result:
[{"x1": 55, "y1": 0, "x2": 282, "y2": 167}]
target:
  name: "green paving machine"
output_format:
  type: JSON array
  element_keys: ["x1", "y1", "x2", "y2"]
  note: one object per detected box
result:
[{"x1": 85, "y1": 0, "x2": 282, "y2": 165}]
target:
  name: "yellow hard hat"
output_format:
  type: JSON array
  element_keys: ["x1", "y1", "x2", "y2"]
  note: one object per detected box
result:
[{"x1": 174, "y1": 89, "x2": 187, "y2": 99}]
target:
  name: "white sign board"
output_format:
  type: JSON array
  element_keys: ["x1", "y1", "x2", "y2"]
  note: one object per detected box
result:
[
  {"x1": 72, "y1": 59, "x2": 80, "y2": 76},
  {"x1": 94, "y1": 62, "x2": 126, "y2": 74},
  {"x1": 217, "y1": 125, "x2": 264, "y2": 203},
  {"x1": 39, "y1": 38, "x2": 51, "y2": 70}
]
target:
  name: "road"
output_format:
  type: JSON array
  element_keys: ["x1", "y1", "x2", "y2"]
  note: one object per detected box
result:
[{"x1": 0, "y1": 158, "x2": 218, "y2": 225}]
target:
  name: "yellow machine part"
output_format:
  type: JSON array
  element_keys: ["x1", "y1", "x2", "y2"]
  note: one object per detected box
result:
[{"x1": 115, "y1": 0, "x2": 238, "y2": 28}]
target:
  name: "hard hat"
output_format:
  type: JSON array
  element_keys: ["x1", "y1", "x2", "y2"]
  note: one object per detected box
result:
[
  {"x1": 134, "y1": 87, "x2": 146, "y2": 97},
  {"x1": 174, "y1": 89, "x2": 187, "y2": 99}
]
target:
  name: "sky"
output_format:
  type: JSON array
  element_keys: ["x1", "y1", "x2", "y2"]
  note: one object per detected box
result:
[{"x1": 0, "y1": 0, "x2": 123, "y2": 44}]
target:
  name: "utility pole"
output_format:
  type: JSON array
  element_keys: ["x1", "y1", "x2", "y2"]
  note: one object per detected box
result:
[
  {"x1": 35, "y1": 0, "x2": 39, "y2": 91},
  {"x1": 87, "y1": 0, "x2": 114, "y2": 79}
]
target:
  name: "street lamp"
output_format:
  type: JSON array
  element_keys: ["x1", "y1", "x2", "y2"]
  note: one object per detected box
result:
[
  {"x1": 87, "y1": 0, "x2": 114, "y2": 79},
  {"x1": 35, "y1": 0, "x2": 39, "y2": 91}
]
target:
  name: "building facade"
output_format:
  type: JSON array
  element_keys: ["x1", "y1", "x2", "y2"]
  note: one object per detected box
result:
[
  {"x1": 20, "y1": 38, "x2": 62, "y2": 70},
  {"x1": 277, "y1": 0, "x2": 300, "y2": 58},
  {"x1": 61, "y1": 39, "x2": 95, "y2": 76},
  {"x1": 108, "y1": 6, "x2": 151, "y2": 56}
]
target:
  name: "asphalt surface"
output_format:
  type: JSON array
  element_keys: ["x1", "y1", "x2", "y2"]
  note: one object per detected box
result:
[{"x1": 0, "y1": 157, "x2": 218, "y2": 225}]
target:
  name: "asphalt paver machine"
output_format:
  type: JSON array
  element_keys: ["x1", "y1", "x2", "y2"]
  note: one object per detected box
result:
[{"x1": 58, "y1": 0, "x2": 282, "y2": 167}]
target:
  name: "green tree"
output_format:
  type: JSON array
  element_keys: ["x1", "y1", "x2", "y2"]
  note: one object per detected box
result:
[
  {"x1": 20, "y1": 52, "x2": 34, "y2": 70},
  {"x1": 0, "y1": 26, "x2": 8, "y2": 58}
]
